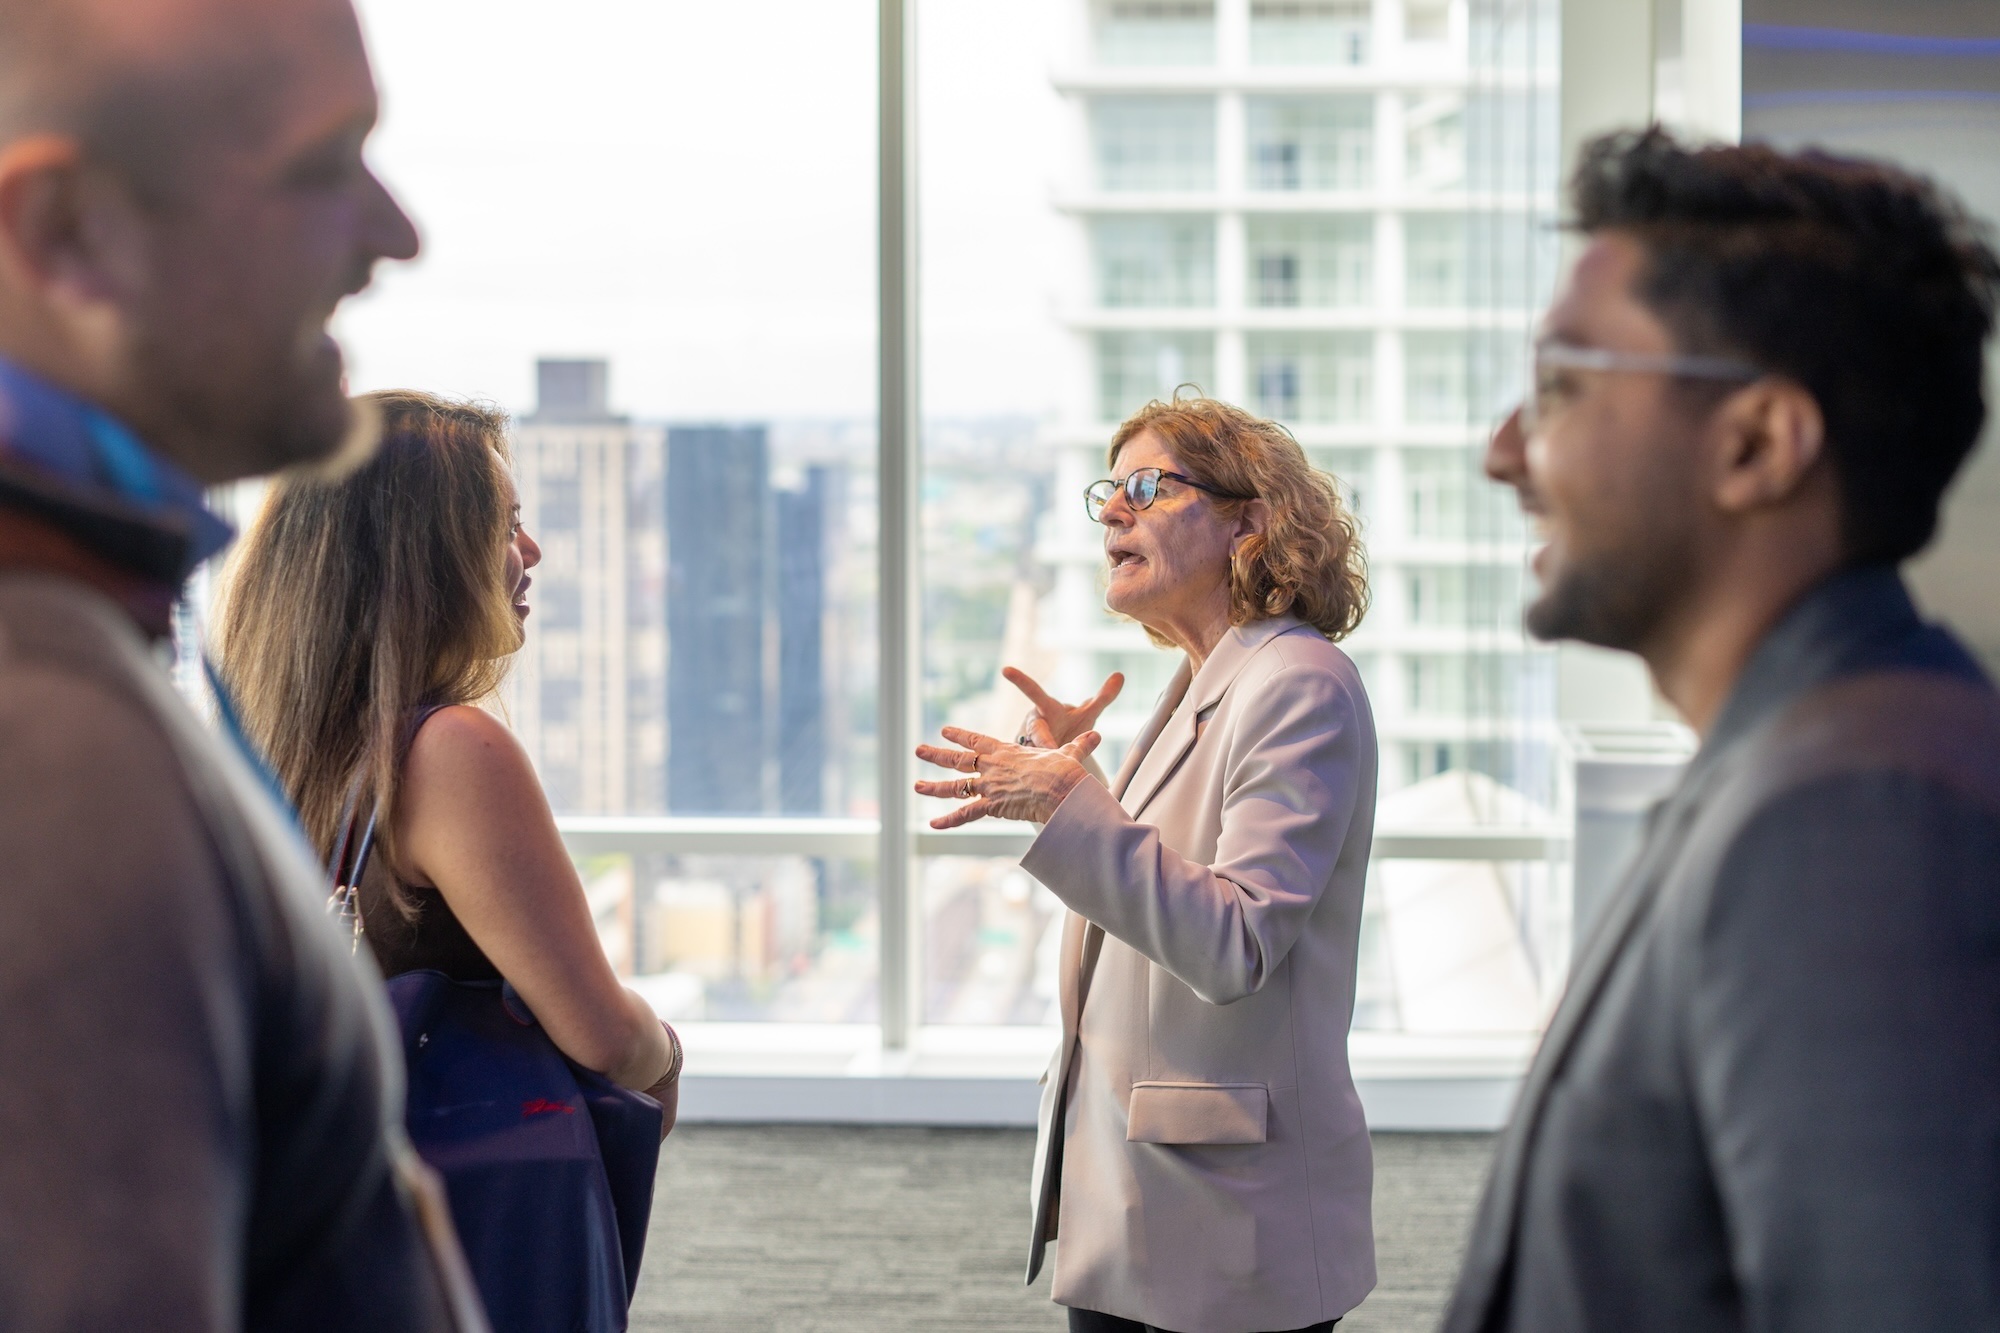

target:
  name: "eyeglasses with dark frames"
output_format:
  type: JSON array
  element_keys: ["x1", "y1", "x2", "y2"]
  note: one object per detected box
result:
[{"x1": 1083, "y1": 467, "x2": 1253, "y2": 523}]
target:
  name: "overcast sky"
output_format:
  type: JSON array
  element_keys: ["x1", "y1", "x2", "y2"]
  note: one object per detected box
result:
[{"x1": 336, "y1": 0, "x2": 1074, "y2": 424}]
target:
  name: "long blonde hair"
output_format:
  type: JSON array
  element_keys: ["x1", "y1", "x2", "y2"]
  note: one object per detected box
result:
[
  {"x1": 1110, "y1": 394, "x2": 1369, "y2": 644},
  {"x1": 215, "y1": 391, "x2": 522, "y2": 911}
]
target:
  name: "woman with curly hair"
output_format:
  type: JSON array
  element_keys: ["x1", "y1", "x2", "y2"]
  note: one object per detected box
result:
[{"x1": 918, "y1": 394, "x2": 1377, "y2": 1333}]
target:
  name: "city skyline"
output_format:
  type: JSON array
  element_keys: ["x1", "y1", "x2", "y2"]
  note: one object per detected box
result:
[{"x1": 321, "y1": 0, "x2": 1570, "y2": 1033}]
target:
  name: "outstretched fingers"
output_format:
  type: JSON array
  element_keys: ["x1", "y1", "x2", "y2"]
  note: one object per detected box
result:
[
  {"x1": 1001, "y1": 667, "x2": 1126, "y2": 729},
  {"x1": 914, "y1": 742, "x2": 979, "y2": 772},
  {"x1": 1062, "y1": 730, "x2": 1103, "y2": 761},
  {"x1": 929, "y1": 799, "x2": 990, "y2": 830},
  {"x1": 1002, "y1": 666, "x2": 1062, "y2": 716},
  {"x1": 939, "y1": 726, "x2": 1004, "y2": 754},
  {"x1": 1080, "y1": 672, "x2": 1125, "y2": 724}
]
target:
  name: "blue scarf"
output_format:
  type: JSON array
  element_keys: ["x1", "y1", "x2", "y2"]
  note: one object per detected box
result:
[
  {"x1": 0, "y1": 355, "x2": 233, "y2": 579},
  {"x1": 0, "y1": 357, "x2": 289, "y2": 801}
]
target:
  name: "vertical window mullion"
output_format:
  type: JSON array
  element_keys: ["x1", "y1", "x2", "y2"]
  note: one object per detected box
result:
[{"x1": 877, "y1": 0, "x2": 920, "y2": 1050}]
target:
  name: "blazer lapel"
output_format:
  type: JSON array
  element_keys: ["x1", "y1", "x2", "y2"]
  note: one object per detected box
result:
[
  {"x1": 1112, "y1": 661, "x2": 1191, "y2": 801},
  {"x1": 1120, "y1": 702, "x2": 1201, "y2": 820},
  {"x1": 1058, "y1": 664, "x2": 1194, "y2": 1029},
  {"x1": 1057, "y1": 909, "x2": 1106, "y2": 1036},
  {"x1": 1119, "y1": 617, "x2": 1304, "y2": 820},
  {"x1": 1448, "y1": 777, "x2": 1715, "y2": 1328}
]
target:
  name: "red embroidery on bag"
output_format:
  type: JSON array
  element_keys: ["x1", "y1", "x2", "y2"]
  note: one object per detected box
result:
[{"x1": 522, "y1": 1098, "x2": 575, "y2": 1117}]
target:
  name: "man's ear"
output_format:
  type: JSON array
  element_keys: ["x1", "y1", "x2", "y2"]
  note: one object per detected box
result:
[
  {"x1": 0, "y1": 135, "x2": 139, "y2": 313},
  {"x1": 1708, "y1": 378, "x2": 1827, "y2": 515}
]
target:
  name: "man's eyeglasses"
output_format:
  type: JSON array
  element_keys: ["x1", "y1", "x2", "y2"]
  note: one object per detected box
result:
[
  {"x1": 1083, "y1": 467, "x2": 1252, "y2": 523},
  {"x1": 1523, "y1": 340, "x2": 1763, "y2": 434}
]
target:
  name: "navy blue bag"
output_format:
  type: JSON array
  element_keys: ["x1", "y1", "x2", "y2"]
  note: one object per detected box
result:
[
  {"x1": 329, "y1": 768, "x2": 662, "y2": 1333},
  {"x1": 387, "y1": 973, "x2": 662, "y2": 1332}
]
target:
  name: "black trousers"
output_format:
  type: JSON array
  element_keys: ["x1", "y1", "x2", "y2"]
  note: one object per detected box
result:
[{"x1": 1066, "y1": 1310, "x2": 1338, "y2": 1333}]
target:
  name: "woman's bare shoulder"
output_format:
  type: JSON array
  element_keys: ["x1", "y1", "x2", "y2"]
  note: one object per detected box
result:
[
  {"x1": 396, "y1": 705, "x2": 560, "y2": 888},
  {"x1": 403, "y1": 705, "x2": 540, "y2": 801}
]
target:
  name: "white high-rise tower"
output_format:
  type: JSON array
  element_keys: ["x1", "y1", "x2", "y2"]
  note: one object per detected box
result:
[{"x1": 1038, "y1": 0, "x2": 1560, "y2": 802}]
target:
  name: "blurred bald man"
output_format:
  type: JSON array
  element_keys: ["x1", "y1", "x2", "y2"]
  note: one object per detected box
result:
[{"x1": 0, "y1": 1, "x2": 477, "y2": 1330}]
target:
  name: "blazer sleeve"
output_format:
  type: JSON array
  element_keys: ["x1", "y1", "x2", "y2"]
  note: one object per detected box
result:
[
  {"x1": 1020, "y1": 662, "x2": 1366, "y2": 1005},
  {"x1": 1684, "y1": 774, "x2": 2000, "y2": 1329}
]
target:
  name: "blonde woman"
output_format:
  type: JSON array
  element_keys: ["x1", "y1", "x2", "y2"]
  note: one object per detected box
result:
[
  {"x1": 217, "y1": 391, "x2": 679, "y2": 1332},
  {"x1": 919, "y1": 396, "x2": 1377, "y2": 1333}
]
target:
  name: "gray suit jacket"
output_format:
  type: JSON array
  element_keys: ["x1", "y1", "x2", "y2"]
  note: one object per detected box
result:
[
  {"x1": 1021, "y1": 616, "x2": 1378, "y2": 1333},
  {"x1": 1444, "y1": 567, "x2": 2000, "y2": 1332},
  {"x1": 0, "y1": 574, "x2": 454, "y2": 1331}
]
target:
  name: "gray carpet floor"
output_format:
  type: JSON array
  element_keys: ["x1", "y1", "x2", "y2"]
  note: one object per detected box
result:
[{"x1": 633, "y1": 1127, "x2": 1494, "y2": 1333}]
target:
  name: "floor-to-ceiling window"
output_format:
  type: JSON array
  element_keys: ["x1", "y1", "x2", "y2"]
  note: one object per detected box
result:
[
  {"x1": 330, "y1": 0, "x2": 883, "y2": 1026},
  {"x1": 918, "y1": 0, "x2": 1567, "y2": 1040},
  {"x1": 184, "y1": 0, "x2": 1580, "y2": 1074}
]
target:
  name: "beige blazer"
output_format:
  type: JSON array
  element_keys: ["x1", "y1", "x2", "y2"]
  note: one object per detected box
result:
[{"x1": 1021, "y1": 614, "x2": 1378, "y2": 1333}]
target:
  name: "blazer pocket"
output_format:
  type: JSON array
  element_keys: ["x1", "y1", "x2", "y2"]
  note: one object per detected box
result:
[{"x1": 1125, "y1": 1081, "x2": 1269, "y2": 1145}]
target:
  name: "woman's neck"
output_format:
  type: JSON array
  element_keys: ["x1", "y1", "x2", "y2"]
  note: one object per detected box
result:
[{"x1": 1155, "y1": 599, "x2": 1234, "y2": 674}]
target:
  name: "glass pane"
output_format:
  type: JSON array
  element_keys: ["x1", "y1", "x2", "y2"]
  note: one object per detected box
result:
[
  {"x1": 1404, "y1": 564, "x2": 1524, "y2": 631},
  {"x1": 1403, "y1": 0, "x2": 1452, "y2": 45},
  {"x1": 1312, "y1": 446, "x2": 1376, "y2": 527},
  {"x1": 1246, "y1": 95, "x2": 1374, "y2": 191},
  {"x1": 1403, "y1": 331, "x2": 1468, "y2": 423},
  {"x1": 1359, "y1": 0, "x2": 1560, "y2": 1035},
  {"x1": 339, "y1": 0, "x2": 879, "y2": 1022},
  {"x1": 1466, "y1": 88, "x2": 1564, "y2": 195},
  {"x1": 1092, "y1": 96, "x2": 1217, "y2": 191},
  {"x1": 1251, "y1": 0, "x2": 1372, "y2": 67},
  {"x1": 1404, "y1": 91, "x2": 1466, "y2": 192},
  {"x1": 923, "y1": 858, "x2": 1063, "y2": 1027},
  {"x1": 1094, "y1": 0, "x2": 1216, "y2": 66},
  {"x1": 1246, "y1": 215, "x2": 1373, "y2": 307},
  {"x1": 1247, "y1": 333, "x2": 1374, "y2": 424},
  {"x1": 1404, "y1": 214, "x2": 1465, "y2": 308},
  {"x1": 1097, "y1": 332, "x2": 1217, "y2": 421},
  {"x1": 1404, "y1": 446, "x2": 1524, "y2": 543},
  {"x1": 1093, "y1": 216, "x2": 1217, "y2": 307},
  {"x1": 584, "y1": 853, "x2": 879, "y2": 1022},
  {"x1": 1362, "y1": 856, "x2": 1560, "y2": 1033},
  {"x1": 1465, "y1": 213, "x2": 1555, "y2": 309},
  {"x1": 1399, "y1": 329, "x2": 1526, "y2": 428},
  {"x1": 1404, "y1": 653, "x2": 1550, "y2": 719}
]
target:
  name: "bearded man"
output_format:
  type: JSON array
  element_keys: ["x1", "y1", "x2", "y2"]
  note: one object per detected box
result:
[
  {"x1": 1444, "y1": 127, "x2": 2000, "y2": 1333},
  {"x1": 0, "y1": 2, "x2": 477, "y2": 1328}
]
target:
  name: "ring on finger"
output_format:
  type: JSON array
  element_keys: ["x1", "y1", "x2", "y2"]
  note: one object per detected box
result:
[{"x1": 959, "y1": 778, "x2": 976, "y2": 800}]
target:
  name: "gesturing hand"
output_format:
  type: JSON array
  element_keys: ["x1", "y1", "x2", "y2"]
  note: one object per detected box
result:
[
  {"x1": 1004, "y1": 667, "x2": 1123, "y2": 749},
  {"x1": 915, "y1": 726, "x2": 1103, "y2": 829}
]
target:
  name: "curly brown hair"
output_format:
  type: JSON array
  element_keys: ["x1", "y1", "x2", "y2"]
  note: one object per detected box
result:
[{"x1": 1110, "y1": 393, "x2": 1369, "y2": 644}]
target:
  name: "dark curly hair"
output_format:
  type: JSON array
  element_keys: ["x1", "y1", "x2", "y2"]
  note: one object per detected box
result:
[{"x1": 1571, "y1": 127, "x2": 2000, "y2": 563}]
